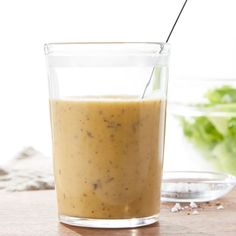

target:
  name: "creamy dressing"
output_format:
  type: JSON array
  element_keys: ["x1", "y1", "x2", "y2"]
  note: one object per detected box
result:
[{"x1": 50, "y1": 96, "x2": 165, "y2": 219}]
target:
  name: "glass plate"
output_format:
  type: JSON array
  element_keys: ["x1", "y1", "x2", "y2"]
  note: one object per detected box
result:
[{"x1": 161, "y1": 171, "x2": 236, "y2": 202}]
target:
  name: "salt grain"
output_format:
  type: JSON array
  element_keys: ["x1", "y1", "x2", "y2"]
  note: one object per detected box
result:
[
  {"x1": 171, "y1": 203, "x2": 182, "y2": 213},
  {"x1": 190, "y1": 201, "x2": 198, "y2": 209},
  {"x1": 216, "y1": 205, "x2": 224, "y2": 210},
  {"x1": 192, "y1": 210, "x2": 199, "y2": 215},
  {"x1": 171, "y1": 207, "x2": 179, "y2": 213},
  {"x1": 175, "y1": 203, "x2": 182, "y2": 210}
]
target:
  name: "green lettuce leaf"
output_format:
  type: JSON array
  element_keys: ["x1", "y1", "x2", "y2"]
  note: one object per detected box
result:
[{"x1": 178, "y1": 85, "x2": 236, "y2": 175}]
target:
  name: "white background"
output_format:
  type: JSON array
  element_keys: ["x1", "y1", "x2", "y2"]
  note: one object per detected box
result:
[{"x1": 0, "y1": 0, "x2": 236, "y2": 164}]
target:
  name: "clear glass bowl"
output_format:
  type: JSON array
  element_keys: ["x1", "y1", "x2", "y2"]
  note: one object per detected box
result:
[
  {"x1": 163, "y1": 78, "x2": 236, "y2": 202},
  {"x1": 164, "y1": 78, "x2": 236, "y2": 176},
  {"x1": 161, "y1": 171, "x2": 236, "y2": 202}
]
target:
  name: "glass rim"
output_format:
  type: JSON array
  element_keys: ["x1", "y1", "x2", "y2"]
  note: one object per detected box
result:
[
  {"x1": 44, "y1": 41, "x2": 169, "y2": 46},
  {"x1": 169, "y1": 77, "x2": 236, "y2": 84},
  {"x1": 44, "y1": 42, "x2": 170, "y2": 56}
]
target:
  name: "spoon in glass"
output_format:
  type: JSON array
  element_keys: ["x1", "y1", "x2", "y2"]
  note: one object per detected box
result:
[{"x1": 141, "y1": 0, "x2": 188, "y2": 99}]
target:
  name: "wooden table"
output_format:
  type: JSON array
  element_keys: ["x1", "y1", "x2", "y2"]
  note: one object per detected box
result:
[{"x1": 1, "y1": 189, "x2": 236, "y2": 236}]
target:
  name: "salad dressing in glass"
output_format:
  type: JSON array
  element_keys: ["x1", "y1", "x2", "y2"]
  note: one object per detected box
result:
[{"x1": 50, "y1": 96, "x2": 165, "y2": 218}]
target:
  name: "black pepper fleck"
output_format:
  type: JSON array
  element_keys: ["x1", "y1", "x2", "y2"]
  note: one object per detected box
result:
[
  {"x1": 106, "y1": 177, "x2": 114, "y2": 183},
  {"x1": 86, "y1": 131, "x2": 94, "y2": 138},
  {"x1": 92, "y1": 179, "x2": 102, "y2": 190}
]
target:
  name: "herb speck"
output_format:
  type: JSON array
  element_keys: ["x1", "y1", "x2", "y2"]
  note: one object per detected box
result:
[
  {"x1": 86, "y1": 131, "x2": 93, "y2": 138},
  {"x1": 106, "y1": 177, "x2": 114, "y2": 183},
  {"x1": 92, "y1": 179, "x2": 102, "y2": 190}
]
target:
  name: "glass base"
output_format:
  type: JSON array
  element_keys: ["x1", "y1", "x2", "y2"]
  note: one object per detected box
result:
[{"x1": 59, "y1": 214, "x2": 159, "y2": 228}]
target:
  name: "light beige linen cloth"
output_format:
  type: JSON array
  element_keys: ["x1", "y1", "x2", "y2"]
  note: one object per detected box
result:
[{"x1": 0, "y1": 147, "x2": 54, "y2": 191}]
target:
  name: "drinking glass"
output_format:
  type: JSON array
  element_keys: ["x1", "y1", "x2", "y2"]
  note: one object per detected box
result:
[{"x1": 44, "y1": 42, "x2": 170, "y2": 228}]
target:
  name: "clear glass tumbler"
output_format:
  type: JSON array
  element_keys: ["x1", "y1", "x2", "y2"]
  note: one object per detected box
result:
[{"x1": 44, "y1": 42, "x2": 170, "y2": 228}]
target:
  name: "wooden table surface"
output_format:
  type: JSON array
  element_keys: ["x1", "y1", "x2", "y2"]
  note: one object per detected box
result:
[{"x1": 1, "y1": 189, "x2": 236, "y2": 236}]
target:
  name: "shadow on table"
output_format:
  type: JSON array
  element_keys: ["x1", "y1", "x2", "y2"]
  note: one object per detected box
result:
[{"x1": 58, "y1": 222, "x2": 160, "y2": 236}]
